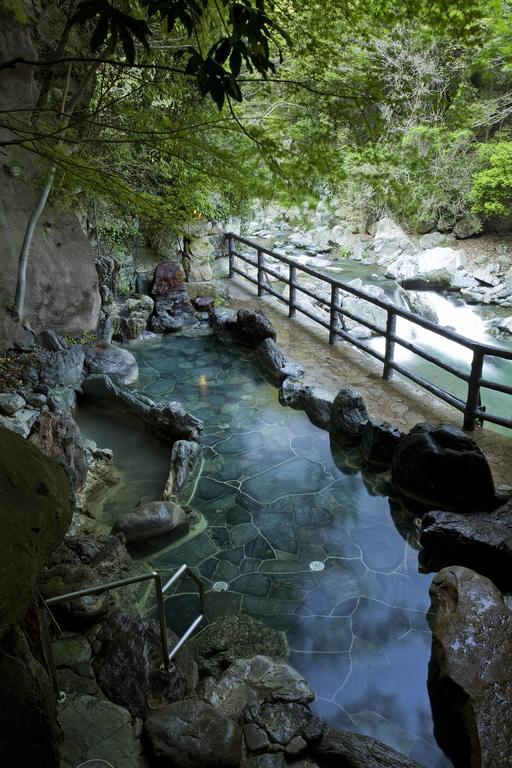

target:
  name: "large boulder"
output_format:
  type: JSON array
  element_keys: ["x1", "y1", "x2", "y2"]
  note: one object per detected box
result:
[
  {"x1": 0, "y1": 426, "x2": 71, "y2": 636},
  {"x1": 112, "y1": 500, "x2": 190, "y2": 543},
  {"x1": 37, "y1": 345, "x2": 85, "y2": 389},
  {"x1": 84, "y1": 342, "x2": 138, "y2": 385},
  {"x1": 184, "y1": 236, "x2": 215, "y2": 281},
  {"x1": 360, "y1": 420, "x2": 402, "y2": 468},
  {"x1": 233, "y1": 309, "x2": 277, "y2": 348},
  {"x1": 144, "y1": 698, "x2": 243, "y2": 768},
  {"x1": 420, "y1": 497, "x2": 512, "y2": 588},
  {"x1": 255, "y1": 338, "x2": 304, "y2": 386},
  {"x1": 371, "y1": 217, "x2": 416, "y2": 263},
  {"x1": 28, "y1": 409, "x2": 87, "y2": 498},
  {"x1": 279, "y1": 380, "x2": 333, "y2": 429},
  {"x1": 162, "y1": 439, "x2": 202, "y2": 502},
  {"x1": 92, "y1": 610, "x2": 197, "y2": 719},
  {"x1": 391, "y1": 423, "x2": 496, "y2": 513},
  {"x1": 330, "y1": 386, "x2": 369, "y2": 441},
  {"x1": 428, "y1": 566, "x2": 512, "y2": 768},
  {"x1": 400, "y1": 247, "x2": 465, "y2": 290},
  {"x1": 82, "y1": 374, "x2": 203, "y2": 441}
]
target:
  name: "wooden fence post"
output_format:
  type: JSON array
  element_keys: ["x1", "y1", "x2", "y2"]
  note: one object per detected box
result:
[
  {"x1": 383, "y1": 309, "x2": 396, "y2": 380},
  {"x1": 464, "y1": 349, "x2": 484, "y2": 431}
]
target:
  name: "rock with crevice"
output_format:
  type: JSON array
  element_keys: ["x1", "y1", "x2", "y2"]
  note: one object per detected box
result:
[
  {"x1": 420, "y1": 497, "x2": 512, "y2": 589},
  {"x1": 313, "y1": 728, "x2": 424, "y2": 767},
  {"x1": 428, "y1": 566, "x2": 512, "y2": 768},
  {"x1": 391, "y1": 422, "x2": 496, "y2": 513},
  {"x1": 144, "y1": 698, "x2": 243, "y2": 768}
]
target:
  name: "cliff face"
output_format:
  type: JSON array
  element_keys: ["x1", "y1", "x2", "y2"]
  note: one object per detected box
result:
[{"x1": 0, "y1": 5, "x2": 101, "y2": 352}]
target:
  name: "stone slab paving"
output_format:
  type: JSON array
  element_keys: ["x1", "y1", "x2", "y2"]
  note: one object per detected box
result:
[{"x1": 221, "y1": 276, "x2": 512, "y2": 488}]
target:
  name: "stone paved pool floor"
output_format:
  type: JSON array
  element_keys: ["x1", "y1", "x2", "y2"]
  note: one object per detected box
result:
[{"x1": 221, "y1": 274, "x2": 512, "y2": 488}]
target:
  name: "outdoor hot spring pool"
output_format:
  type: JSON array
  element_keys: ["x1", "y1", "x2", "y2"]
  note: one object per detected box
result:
[{"x1": 78, "y1": 333, "x2": 452, "y2": 768}]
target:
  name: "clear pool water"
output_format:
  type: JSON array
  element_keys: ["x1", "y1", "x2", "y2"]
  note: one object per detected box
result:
[{"x1": 79, "y1": 333, "x2": 452, "y2": 767}]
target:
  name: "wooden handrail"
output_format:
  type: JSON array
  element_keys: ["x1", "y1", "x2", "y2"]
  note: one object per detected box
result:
[{"x1": 226, "y1": 232, "x2": 512, "y2": 431}]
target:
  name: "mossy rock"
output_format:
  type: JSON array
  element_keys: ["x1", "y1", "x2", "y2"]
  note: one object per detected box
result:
[{"x1": 0, "y1": 426, "x2": 71, "y2": 636}]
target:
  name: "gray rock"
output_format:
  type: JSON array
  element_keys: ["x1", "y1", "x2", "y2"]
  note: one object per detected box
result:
[
  {"x1": 244, "y1": 723, "x2": 270, "y2": 753},
  {"x1": 150, "y1": 261, "x2": 198, "y2": 332},
  {"x1": 279, "y1": 380, "x2": 333, "y2": 429},
  {"x1": 454, "y1": 213, "x2": 482, "y2": 240},
  {"x1": 0, "y1": 412, "x2": 31, "y2": 437},
  {"x1": 245, "y1": 700, "x2": 323, "y2": 747},
  {"x1": 38, "y1": 345, "x2": 85, "y2": 389},
  {"x1": 371, "y1": 217, "x2": 416, "y2": 263},
  {"x1": 0, "y1": 392, "x2": 26, "y2": 416},
  {"x1": 92, "y1": 610, "x2": 197, "y2": 719},
  {"x1": 255, "y1": 338, "x2": 305, "y2": 386},
  {"x1": 47, "y1": 386, "x2": 77, "y2": 413},
  {"x1": 58, "y1": 693, "x2": 138, "y2": 768},
  {"x1": 202, "y1": 656, "x2": 314, "y2": 719},
  {"x1": 82, "y1": 375, "x2": 203, "y2": 441},
  {"x1": 144, "y1": 699, "x2": 243, "y2": 768},
  {"x1": 418, "y1": 231, "x2": 455, "y2": 249},
  {"x1": 414, "y1": 247, "x2": 466, "y2": 289},
  {"x1": 118, "y1": 295, "x2": 154, "y2": 340},
  {"x1": 233, "y1": 309, "x2": 277, "y2": 348},
  {"x1": 314, "y1": 728, "x2": 423, "y2": 767},
  {"x1": 360, "y1": 420, "x2": 402, "y2": 468},
  {"x1": 190, "y1": 615, "x2": 287, "y2": 679},
  {"x1": 391, "y1": 423, "x2": 496, "y2": 513},
  {"x1": 428, "y1": 567, "x2": 512, "y2": 768},
  {"x1": 402, "y1": 290, "x2": 439, "y2": 323},
  {"x1": 163, "y1": 439, "x2": 202, "y2": 503},
  {"x1": 330, "y1": 386, "x2": 369, "y2": 441},
  {"x1": 113, "y1": 500, "x2": 189, "y2": 543},
  {"x1": 420, "y1": 497, "x2": 512, "y2": 587},
  {"x1": 84, "y1": 342, "x2": 138, "y2": 385},
  {"x1": 52, "y1": 633, "x2": 91, "y2": 668}
]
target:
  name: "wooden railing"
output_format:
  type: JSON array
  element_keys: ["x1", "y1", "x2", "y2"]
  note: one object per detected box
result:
[{"x1": 226, "y1": 232, "x2": 512, "y2": 432}]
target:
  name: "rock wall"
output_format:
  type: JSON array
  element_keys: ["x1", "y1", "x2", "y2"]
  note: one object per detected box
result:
[{"x1": 0, "y1": 6, "x2": 101, "y2": 352}]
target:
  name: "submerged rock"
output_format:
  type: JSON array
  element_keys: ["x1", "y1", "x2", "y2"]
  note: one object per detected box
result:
[
  {"x1": 391, "y1": 423, "x2": 496, "y2": 513},
  {"x1": 279, "y1": 380, "x2": 333, "y2": 429},
  {"x1": 330, "y1": 386, "x2": 369, "y2": 441},
  {"x1": 163, "y1": 439, "x2": 202, "y2": 502},
  {"x1": 113, "y1": 500, "x2": 189, "y2": 543},
  {"x1": 428, "y1": 566, "x2": 512, "y2": 768},
  {"x1": 92, "y1": 610, "x2": 197, "y2": 719},
  {"x1": 82, "y1": 374, "x2": 203, "y2": 441},
  {"x1": 84, "y1": 342, "x2": 138, "y2": 385},
  {"x1": 144, "y1": 699, "x2": 243, "y2": 768},
  {"x1": 255, "y1": 338, "x2": 304, "y2": 386},
  {"x1": 420, "y1": 497, "x2": 512, "y2": 588}
]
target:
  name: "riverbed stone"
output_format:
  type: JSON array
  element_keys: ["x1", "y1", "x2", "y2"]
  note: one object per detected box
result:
[
  {"x1": 279, "y1": 380, "x2": 333, "y2": 429},
  {"x1": 112, "y1": 500, "x2": 190, "y2": 543},
  {"x1": 428, "y1": 566, "x2": 512, "y2": 768},
  {"x1": 0, "y1": 391, "x2": 26, "y2": 415},
  {"x1": 190, "y1": 615, "x2": 287, "y2": 678},
  {"x1": 163, "y1": 439, "x2": 202, "y2": 502},
  {"x1": 420, "y1": 497, "x2": 512, "y2": 588},
  {"x1": 59, "y1": 693, "x2": 138, "y2": 768},
  {"x1": 84, "y1": 342, "x2": 139, "y2": 384},
  {"x1": 330, "y1": 386, "x2": 369, "y2": 441},
  {"x1": 314, "y1": 728, "x2": 423, "y2": 767},
  {"x1": 255, "y1": 338, "x2": 305, "y2": 386},
  {"x1": 144, "y1": 698, "x2": 243, "y2": 768},
  {"x1": 92, "y1": 610, "x2": 197, "y2": 718},
  {"x1": 391, "y1": 423, "x2": 497, "y2": 513}
]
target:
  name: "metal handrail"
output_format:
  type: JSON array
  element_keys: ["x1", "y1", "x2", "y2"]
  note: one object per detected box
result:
[
  {"x1": 39, "y1": 565, "x2": 205, "y2": 700},
  {"x1": 226, "y1": 232, "x2": 512, "y2": 431}
]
